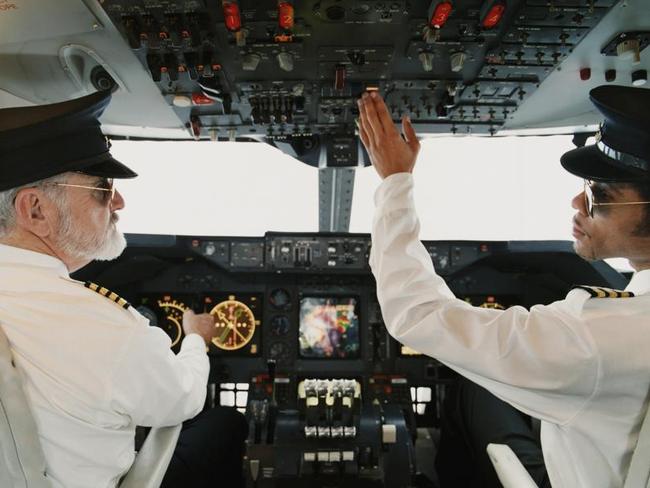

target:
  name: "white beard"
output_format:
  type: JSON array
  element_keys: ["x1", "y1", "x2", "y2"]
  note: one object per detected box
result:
[
  {"x1": 93, "y1": 223, "x2": 127, "y2": 261},
  {"x1": 56, "y1": 210, "x2": 127, "y2": 262}
]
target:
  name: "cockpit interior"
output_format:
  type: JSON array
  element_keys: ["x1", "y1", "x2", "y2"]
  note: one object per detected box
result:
[{"x1": 2, "y1": 0, "x2": 649, "y2": 486}]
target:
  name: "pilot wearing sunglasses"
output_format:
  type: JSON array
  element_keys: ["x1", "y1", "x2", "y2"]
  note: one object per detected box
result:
[{"x1": 358, "y1": 85, "x2": 650, "y2": 488}]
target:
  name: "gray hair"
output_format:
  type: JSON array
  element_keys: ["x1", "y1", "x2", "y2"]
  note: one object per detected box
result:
[{"x1": 0, "y1": 173, "x2": 70, "y2": 238}]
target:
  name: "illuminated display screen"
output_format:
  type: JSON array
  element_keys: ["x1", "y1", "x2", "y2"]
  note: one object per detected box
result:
[{"x1": 299, "y1": 297, "x2": 360, "y2": 359}]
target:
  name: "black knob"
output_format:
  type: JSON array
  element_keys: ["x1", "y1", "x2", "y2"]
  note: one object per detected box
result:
[{"x1": 90, "y1": 66, "x2": 117, "y2": 92}]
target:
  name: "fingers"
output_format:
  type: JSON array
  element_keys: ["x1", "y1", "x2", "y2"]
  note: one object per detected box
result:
[
  {"x1": 202, "y1": 313, "x2": 216, "y2": 325},
  {"x1": 194, "y1": 312, "x2": 215, "y2": 324},
  {"x1": 357, "y1": 116, "x2": 371, "y2": 150},
  {"x1": 358, "y1": 92, "x2": 402, "y2": 142},
  {"x1": 182, "y1": 309, "x2": 214, "y2": 327},
  {"x1": 358, "y1": 93, "x2": 384, "y2": 142},
  {"x1": 401, "y1": 116, "x2": 420, "y2": 154},
  {"x1": 371, "y1": 93, "x2": 397, "y2": 138}
]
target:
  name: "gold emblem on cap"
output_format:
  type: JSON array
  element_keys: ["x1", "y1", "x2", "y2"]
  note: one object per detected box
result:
[{"x1": 594, "y1": 128, "x2": 602, "y2": 143}]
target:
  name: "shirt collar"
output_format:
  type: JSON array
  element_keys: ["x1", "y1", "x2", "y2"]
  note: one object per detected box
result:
[
  {"x1": 625, "y1": 269, "x2": 650, "y2": 295},
  {"x1": 0, "y1": 243, "x2": 70, "y2": 278}
]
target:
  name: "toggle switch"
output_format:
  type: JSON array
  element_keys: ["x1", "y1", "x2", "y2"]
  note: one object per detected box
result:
[
  {"x1": 243, "y1": 53, "x2": 261, "y2": 71},
  {"x1": 419, "y1": 52, "x2": 434, "y2": 72},
  {"x1": 277, "y1": 52, "x2": 294, "y2": 72},
  {"x1": 450, "y1": 51, "x2": 466, "y2": 73}
]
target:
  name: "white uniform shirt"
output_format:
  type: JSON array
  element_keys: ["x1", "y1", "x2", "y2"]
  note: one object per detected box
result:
[
  {"x1": 0, "y1": 244, "x2": 210, "y2": 488},
  {"x1": 370, "y1": 173, "x2": 650, "y2": 488}
]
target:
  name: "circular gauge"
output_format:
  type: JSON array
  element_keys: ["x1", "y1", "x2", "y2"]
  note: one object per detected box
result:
[
  {"x1": 136, "y1": 305, "x2": 158, "y2": 327},
  {"x1": 326, "y1": 5, "x2": 346, "y2": 20},
  {"x1": 210, "y1": 299, "x2": 257, "y2": 351},
  {"x1": 352, "y1": 3, "x2": 371, "y2": 15},
  {"x1": 157, "y1": 298, "x2": 186, "y2": 348},
  {"x1": 269, "y1": 288, "x2": 291, "y2": 310},
  {"x1": 270, "y1": 315, "x2": 291, "y2": 336},
  {"x1": 269, "y1": 342, "x2": 289, "y2": 362}
]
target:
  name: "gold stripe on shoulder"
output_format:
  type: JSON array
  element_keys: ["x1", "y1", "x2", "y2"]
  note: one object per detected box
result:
[
  {"x1": 85, "y1": 282, "x2": 99, "y2": 292},
  {"x1": 84, "y1": 281, "x2": 131, "y2": 310},
  {"x1": 572, "y1": 285, "x2": 635, "y2": 299}
]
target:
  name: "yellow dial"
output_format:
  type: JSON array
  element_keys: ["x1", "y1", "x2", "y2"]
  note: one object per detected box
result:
[
  {"x1": 157, "y1": 297, "x2": 185, "y2": 347},
  {"x1": 210, "y1": 298, "x2": 257, "y2": 351}
]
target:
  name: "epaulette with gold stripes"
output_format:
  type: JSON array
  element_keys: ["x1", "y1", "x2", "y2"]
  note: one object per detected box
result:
[
  {"x1": 84, "y1": 282, "x2": 131, "y2": 309},
  {"x1": 572, "y1": 285, "x2": 635, "y2": 298}
]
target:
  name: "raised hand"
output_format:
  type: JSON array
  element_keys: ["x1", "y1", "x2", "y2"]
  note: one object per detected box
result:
[{"x1": 357, "y1": 91, "x2": 421, "y2": 179}]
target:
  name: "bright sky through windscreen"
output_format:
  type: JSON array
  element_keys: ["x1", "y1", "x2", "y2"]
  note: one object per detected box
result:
[{"x1": 109, "y1": 136, "x2": 631, "y2": 271}]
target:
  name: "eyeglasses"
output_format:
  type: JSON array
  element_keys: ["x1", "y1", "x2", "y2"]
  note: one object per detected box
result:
[
  {"x1": 55, "y1": 178, "x2": 116, "y2": 205},
  {"x1": 583, "y1": 180, "x2": 650, "y2": 218}
]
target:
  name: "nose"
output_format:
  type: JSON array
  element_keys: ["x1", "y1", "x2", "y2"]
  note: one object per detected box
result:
[
  {"x1": 111, "y1": 189, "x2": 125, "y2": 211},
  {"x1": 572, "y1": 190, "x2": 587, "y2": 216}
]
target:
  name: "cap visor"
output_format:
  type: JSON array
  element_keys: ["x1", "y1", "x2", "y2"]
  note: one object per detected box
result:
[
  {"x1": 560, "y1": 144, "x2": 644, "y2": 182},
  {"x1": 78, "y1": 153, "x2": 138, "y2": 179}
]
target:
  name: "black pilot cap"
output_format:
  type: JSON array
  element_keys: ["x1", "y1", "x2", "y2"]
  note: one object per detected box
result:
[
  {"x1": 0, "y1": 90, "x2": 137, "y2": 192},
  {"x1": 561, "y1": 85, "x2": 650, "y2": 182}
]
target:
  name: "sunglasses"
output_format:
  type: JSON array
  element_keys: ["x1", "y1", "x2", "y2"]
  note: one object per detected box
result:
[
  {"x1": 55, "y1": 178, "x2": 116, "y2": 205},
  {"x1": 583, "y1": 180, "x2": 650, "y2": 218}
]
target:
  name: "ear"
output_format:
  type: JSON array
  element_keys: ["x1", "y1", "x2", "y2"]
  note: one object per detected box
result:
[{"x1": 13, "y1": 188, "x2": 55, "y2": 238}]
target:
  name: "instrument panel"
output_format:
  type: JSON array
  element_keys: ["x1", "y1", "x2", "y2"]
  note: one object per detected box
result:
[
  {"x1": 135, "y1": 292, "x2": 262, "y2": 354},
  {"x1": 136, "y1": 295, "x2": 188, "y2": 349},
  {"x1": 89, "y1": 0, "x2": 619, "y2": 160},
  {"x1": 76, "y1": 231, "x2": 626, "y2": 417},
  {"x1": 73, "y1": 232, "x2": 627, "y2": 487}
]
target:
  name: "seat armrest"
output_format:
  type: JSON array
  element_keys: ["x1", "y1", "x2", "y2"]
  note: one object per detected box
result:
[
  {"x1": 0, "y1": 326, "x2": 52, "y2": 488},
  {"x1": 120, "y1": 425, "x2": 181, "y2": 488},
  {"x1": 486, "y1": 443, "x2": 539, "y2": 488}
]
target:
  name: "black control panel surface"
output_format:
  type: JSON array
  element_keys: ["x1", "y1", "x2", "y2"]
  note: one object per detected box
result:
[
  {"x1": 73, "y1": 232, "x2": 625, "y2": 486},
  {"x1": 74, "y1": 231, "x2": 626, "y2": 419}
]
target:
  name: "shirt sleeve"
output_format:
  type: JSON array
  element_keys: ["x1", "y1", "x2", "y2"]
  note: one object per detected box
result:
[
  {"x1": 369, "y1": 172, "x2": 600, "y2": 424},
  {"x1": 109, "y1": 327, "x2": 209, "y2": 427}
]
